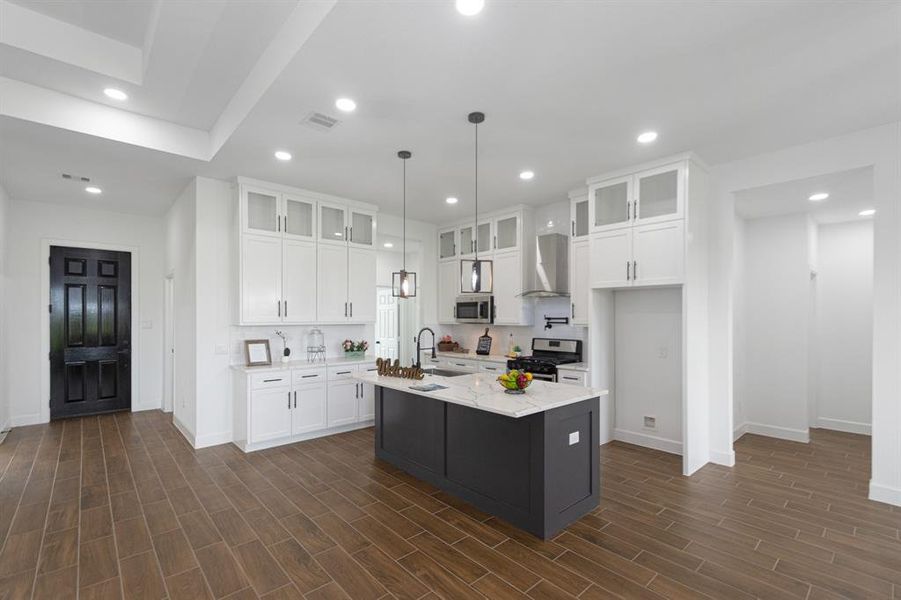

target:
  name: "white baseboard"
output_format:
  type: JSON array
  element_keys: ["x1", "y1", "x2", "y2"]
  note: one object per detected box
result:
[
  {"x1": 132, "y1": 399, "x2": 162, "y2": 413},
  {"x1": 816, "y1": 418, "x2": 871, "y2": 435},
  {"x1": 194, "y1": 431, "x2": 233, "y2": 449},
  {"x1": 10, "y1": 413, "x2": 44, "y2": 427},
  {"x1": 741, "y1": 422, "x2": 809, "y2": 443},
  {"x1": 869, "y1": 481, "x2": 901, "y2": 507},
  {"x1": 709, "y1": 449, "x2": 735, "y2": 467},
  {"x1": 614, "y1": 428, "x2": 682, "y2": 455},
  {"x1": 234, "y1": 421, "x2": 374, "y2": 453},
  {"x1": 172, "y1": 416, "x2": 196, "y2": 447},
  {"x1": 733, "y1": 423, "x2": 748, "y2": 441}
]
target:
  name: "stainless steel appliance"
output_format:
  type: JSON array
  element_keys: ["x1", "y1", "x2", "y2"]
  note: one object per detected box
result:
[
  {"x1": 506, "y1": 338, "x2": 582, "y2": 382},
  {"x1": 519, "y1": 233, "x2": 570, "y2": 298},
  {"x1": 455, "y1": 294, "x2": 494, "y2": 324}
]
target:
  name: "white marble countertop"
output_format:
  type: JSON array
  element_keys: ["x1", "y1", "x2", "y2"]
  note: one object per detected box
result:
[
  {"x1": 557, "y1": 362, "x2": 590, "y2": 372},
  {"x1": 424, "y1": 351, "x2": 512, "y2": 364},
  {"x1": 355, "y1": 370, "x2": 607, "y2": 418},
  {"x1": 230, "y1": 355, "x2": 376, "y2": 374}
]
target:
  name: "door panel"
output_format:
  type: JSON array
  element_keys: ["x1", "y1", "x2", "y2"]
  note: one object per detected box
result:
[
  {"x1": 438, "y1": 261, "x2": 459, "y2": 324},
  {"x1": 283, "y1": 240, "x2": 317, "y2": 323},
  {"x1": 50, "y1": 246, "x2": 131, "y2": 419},
  {"x1": 327, "y1": 381, "x2": 358, "y2": 427},
  {"x1": 292, "y1": 384, "x2": 327, "y2": 435},
  {"x1": 251, "y1": 387, "x2": 293, "y2": 443},
  {"x1": 492, "y1": 252, "x2": 522, "y2": 325},
  {"x1": 589, "y1": 229, "x2": 632, "y2": 288},
  {"x1": 632, "y1": 221, "x2": 684, "y2": 286},
  {"x1": 348, "y1": 248, "x2": 377, "y2": 322},
  {"x1": 241, "y1": 234, "x2": 282, "y2": 323},
  {"x1": 317, "y1": 244, "x2": 348, "y2": 321},
  {"x1": 570, "y1": 240, "x2": 590, "y2": 324}
]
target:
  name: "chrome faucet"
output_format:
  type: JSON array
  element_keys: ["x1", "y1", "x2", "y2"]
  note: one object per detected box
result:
[{"x1": 414, "y1": 327, "x2": 436, "y2": 369}]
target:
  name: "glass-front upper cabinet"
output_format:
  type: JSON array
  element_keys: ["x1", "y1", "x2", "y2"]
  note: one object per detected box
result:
[
  {"x1": 636, "y1": 164, "x2": 683, "y2": 224},
  {"x1": 242, "y1": 186, "x2": 280, "y2": 236},
  {"x1": 494, "y1": 214, "x2": 519, "y2": 252},
  {"x1": 589, "y1": 176, "x2": 632, "y2": 233},
  {"x1": 349, "y1": 210, "x2": 375, "y2": 247},
  {"x1": 319, "y1": 203, "x2": 346, "y2": 244},
  {"x1": 439, "y1": 229, "x2": 457, "y2": 260},
  {"x1": 283, "y1": 196, "x2": 315, "y2": 240},
  {"x1": 570, "y1": 192, "x2": 589, "y2": 239},
  {"x1": 476, "y1": 222, "x2": 492, "y2": 253},
  {"x1": 459, "y1": 225, "x2": 475, "y2": 256}
]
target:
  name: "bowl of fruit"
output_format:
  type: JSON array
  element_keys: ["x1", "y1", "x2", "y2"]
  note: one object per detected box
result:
[{"x1": 497, "y1": 369, "x2": 533, "y2": 394}]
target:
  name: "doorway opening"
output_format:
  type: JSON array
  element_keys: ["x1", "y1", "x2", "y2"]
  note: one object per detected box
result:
[
  {"x1": 375, "y1": 287, "x2": 398, "y2": 361},
  {"x1": 163, "y1": 275, "x2": 175, "y2": 413},
  {"x1": 49, "y1": 246, "x2": 132, "y2": 419}
]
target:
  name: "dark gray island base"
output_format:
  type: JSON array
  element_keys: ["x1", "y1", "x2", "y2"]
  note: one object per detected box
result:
[{"x1": 373, "y1": 386, "x2": 600, "y2": 539}]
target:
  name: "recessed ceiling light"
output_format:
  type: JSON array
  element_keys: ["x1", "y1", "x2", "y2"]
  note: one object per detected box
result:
[
  {"x1": 274, "y1": 150, "x2": 292, "y2": 161},
  {"x1": 446, "y1": 197, "x2": 458, "y2": 204},
  {"x1": 637, "y1": 131, "x2": 658, "y2": 144},
  {"x1": 335, "y1": 98, "x2": 356, "y2": 112},
  {"x1": 859, "y1": 209, "x2": 875, "y2": 217},
  {"x1": 85, "y1": 186, "x2": 102, "y2": 194},
  {"x1": 383, "y1": 242, "x2": 394, "y2": 248},
  {"x1": 808, "y1": 192, "x2": 829, "y2": 201},
  {"x1": 519, "y1": 170, "x2": 535, "y2": 181},
  {"x1": 334, "y1": 232, "x2": 343, "y2": 236},
  {"x1": 456, "y1": 0, "x2": 485, "y2": 16},
  {"x1": 547, "y1": 220, "x2": 554, "y2": 228},
  {"x1": 103, "y1": 88, "x2": 127, "y2": 101}
]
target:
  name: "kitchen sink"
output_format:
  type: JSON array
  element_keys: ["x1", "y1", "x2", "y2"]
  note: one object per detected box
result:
[{"x1": 422, "y1": 368, "x2": 469, "y2": 378}]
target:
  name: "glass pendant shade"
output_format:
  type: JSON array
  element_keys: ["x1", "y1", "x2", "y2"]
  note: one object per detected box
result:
[
  {"x1": 392, "y1": 269, "x2": 417, "y2": 298},
  {"x1": 460, "y1": 258, "x2": 493, "y2": 294}
]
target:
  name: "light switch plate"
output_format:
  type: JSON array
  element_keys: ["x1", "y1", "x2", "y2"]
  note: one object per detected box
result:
[
  {"x1": 141, "y1": 320, "x2": 152, "y2": 329},
  {"x1": 568, "y1": 431, "x2": 579, "y2": 445}
]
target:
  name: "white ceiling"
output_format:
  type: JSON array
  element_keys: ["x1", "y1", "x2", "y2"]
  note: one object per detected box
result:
[
  {"x1": 0, "y1": 0, "x2": 898, "y2": 223},
  {"x1": 735, "y1": 166, "x2": 875, "y2": 224},
  {"x1": 6, "y1": 0, "x2": 155, "y2": 46}
]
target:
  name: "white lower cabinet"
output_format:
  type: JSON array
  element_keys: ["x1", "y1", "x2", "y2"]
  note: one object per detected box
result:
[
  {"x1": 292, "y1": 380, "x2": 327, "y2": 435},
  {"x1": 250, "y1": 386, "x2": 292, "y2": 444},
  {"x1": 326, "y1": 380, "x2": 358, "y2": 427},
  {"x1": 558, "y1": 370, "x2": 587, "y2": 386},
  {"x1": 358, "y1": 363, "x2": 378, "y2": 421}
]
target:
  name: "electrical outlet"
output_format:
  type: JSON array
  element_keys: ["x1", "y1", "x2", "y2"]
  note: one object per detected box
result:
[
  {"x1": 569, "y1": 431, "x2": 580, "y2": 445},
  {"x1": 643, "y1": 415, "x2": 657, "y2": 430}
]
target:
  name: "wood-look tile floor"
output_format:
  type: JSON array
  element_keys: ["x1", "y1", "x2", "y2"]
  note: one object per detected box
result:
[{"x1": 0, "y1": 412, "x2": 898, "y2": 600}]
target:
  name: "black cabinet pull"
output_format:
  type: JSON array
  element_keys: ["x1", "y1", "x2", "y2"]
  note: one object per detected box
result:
[
  {"x1": 278, "y1": 301, "x2": 281, "y2": 317},
  {"x1": 562, "y1": 376, "x2": 579, "y2": 381},
  {"x1": 293, "y1": 391, "x2": 297, "y2": 408},
  {"x1": 301, "y1": 374, "x2": 318, "y2": 379},
  {"x1": 287, "y1": 391, "x2": 290, "y2": 408},
  {"x1": 284, "y1": 300, "x2": 288, "y2": 317},
  {"x1": 337, "y1": 371, "x2": 351, "y2": 375},
  {"x1": 633, "y1": 260, "x2": 637, "y2": 280},
  {"x1": 263, "y1": 378, "x2": 282, "y2": 383}
]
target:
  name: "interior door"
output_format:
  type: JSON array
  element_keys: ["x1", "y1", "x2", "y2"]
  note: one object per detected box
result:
[
  {"x1": 50, "y1": 246, "x2": 131, "y2": 419},
  {"x1": 282, "y1": 240, "x2": 317, "y2": 323},
  {"x1": 317, "y1": 244, "x2": 348, "y2": 321},
  {"x1": 348, "y1": 248, "x2": 377, "y2": 322},
  {"x1": 241, "y1": 234, "x2": 282, "y2": 323},
  {"x1": 375, "y1": 288, "x2": 398, "y2": 360}
]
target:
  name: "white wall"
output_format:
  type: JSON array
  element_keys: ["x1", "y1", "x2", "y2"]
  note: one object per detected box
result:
[
  {"x1": 165, "y1": 180, "x2": 197, "y2": 437},
  {"x1": 4, "y1": 198, "x2": 165, "y2": 425},
  {"x1": 738, "y1": 213, "x2": 812, "y2": 442},
  {"x1": 614, "y1": 288, "x2": 683, "y2": 454},
  {"x1": 0, "y1": 183, "x2": 9, "y2": 432},
  {"x1": 815, "y1": 220, "x2": 873, "y2": 433},
  {"x1": 731, "y1": 216, "x2": 746, "y2": 433}
]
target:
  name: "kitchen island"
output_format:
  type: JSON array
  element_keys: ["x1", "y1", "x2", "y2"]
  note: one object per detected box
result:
[{"x1": 354, "y1": 370, "x2": 608, "y2": 539}]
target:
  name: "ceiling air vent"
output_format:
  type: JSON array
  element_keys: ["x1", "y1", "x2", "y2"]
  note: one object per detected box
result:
[
  {"x1": 61, "y1": 173, "x2": 91, "y2": 182},
  {"x1": 301, "y1": 111, "x2": 340, "y2": 132}
]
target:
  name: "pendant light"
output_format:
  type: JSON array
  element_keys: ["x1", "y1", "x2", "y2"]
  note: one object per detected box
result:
[
  {"x1": 461, "y1": 111, "x2": 493, "y2": 293},
  {"x1": 392, "y1": 150, "x2": 417, "y2": 298}
]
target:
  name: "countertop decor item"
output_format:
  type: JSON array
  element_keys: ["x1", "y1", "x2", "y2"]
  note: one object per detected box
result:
[
  {"x1": 476, "y1": 327, "x2": 492, "y2": 355},
  {"x1": 460, "y1": 111, "x2": 493, "y2": 294},
  {"x1": 497, "y1": 369, "x2": 533, "y2": 394},
  {"x1": 306, "y1": 328, "x2": 325, "y2": 362},
  {"x1": 343, "y1": 339, "x2": 369, "y2": 359},
  {"x1": 375, "y1": 357, "x2": 425, "y2": 380},
  {"x1": 275, "y1": 330, "x2": 290, "y2": 363},
  {"x1": 244, "y1": 339, "x2": 271, "y2": 366},
  {"x1": 437, "y1": 335, "x2": 458, "y2": 352},
  {"x1": 392, "y1": 150, "x2": 417, "y2": 298}
]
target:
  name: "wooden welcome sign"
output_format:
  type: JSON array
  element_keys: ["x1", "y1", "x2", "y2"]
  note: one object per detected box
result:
[{"x1": 376, "y1": 358, "x2": 425, "y2": 380}]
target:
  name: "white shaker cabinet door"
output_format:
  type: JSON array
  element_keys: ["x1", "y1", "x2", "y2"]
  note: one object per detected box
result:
[
  {"x1": 438, "y1": 261, "x2": 459, "y2": 324},
  {"x1": 327, "y1": 380, "x2": 358, "y2": 427},
  {"x1": 492, "y1": 251, "x2": 522, "y2": 325},
  {"x1": 348, "y1": 248, "x2": 377, "y2": 322},
  {"x1": 589, "y1": 229, "x2": 632, "y2": 289},
  {"x1": 317, "y1": 244, "x2": 349, "y2": 322},
  {"x1": 570, "y1": 239, "x2": 590, "y2": 324},
  {"x1": 282, "y1": 240, "x2": 317, "y2": 323},
  {"x1": 632, "y1": 221, "x2": 684, "y2": 286},
  {"x1": 292, "y1": 383, "x2": 327, "y2": 435},
  {"x1": 250, "y1": 387, "x2": 292, "y2": 444},
  {"x1": 241, "y1": 234, "x2": 283, "y2": 323}
]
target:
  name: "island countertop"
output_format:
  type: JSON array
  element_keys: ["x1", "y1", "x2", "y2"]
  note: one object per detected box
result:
[{"x1": 354, "y1": 370, "x2": 607, "y2": 418}]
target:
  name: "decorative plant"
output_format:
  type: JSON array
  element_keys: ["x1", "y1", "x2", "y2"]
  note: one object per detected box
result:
[
  {"x1": 513, "y1": 345, "x2": 522, "y2": 353},
  {"x1": 275, "y1": 330, "x2": 290, "y2": 357},
  {"x1": 441, "y1": 335, "x2": 453, "y2": 343},
  {"x1": 342, "y1": 339, "x2": 369, "y2": 353}
]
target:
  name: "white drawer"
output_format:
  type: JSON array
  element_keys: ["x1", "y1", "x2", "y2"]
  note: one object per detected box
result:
[
  {"x1": 558, "y1": 371, "x2": 587, "y2": 386},
  {"x1": 479, "y1": 363, "x2": 504, "y2": 374},
  {"x1": 250, "y1": 372, "x2": 291, "y2": 391},
  {"x1": 358, "y1": 362, "x2": 379, "y2": 374},
  {"x1": 445, "y1": 358, "x2": 478, "y2": 372},
  {"x1": 292, "y1": 368, "x2": 327, "y2": 386},
  {"x1": 328, "y1": 365, "x2": 358, "y2": 381}
]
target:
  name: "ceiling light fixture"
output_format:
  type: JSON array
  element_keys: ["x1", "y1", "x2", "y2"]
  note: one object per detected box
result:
[
  {"x1": 392, "y1": 151, "x2": 417, "y2": 298},
  {"x1": 335, "y1": 98, "x2": 356, "y2": 112},
  {"x1": 519, "y1": 170, "x2": 535, "y2": 181},
  {"x1": 859, "y1": 209, "x2": 876, "y2": 217},
  {"x1": 446, "y1": 197, "x2": 459, "y2": 204},
  {"x1": 637, "y1": 131, "x2": 658, "y2": 144},
  {"x1": 274, "y1": 150, "x2": 292, "y2": 161},
  {"x1": 808, "y1": 192, "x2": 829, "y2": 201},
  {"x1": 456, "y1": 0, "x2": 485, "y2": 16},
  {"x1": 103, "y1": 88, "x2": 128, "y2": 101},
  {"x1": 85, "y1": 186, "x2": 102, "y2": 194},
  {"x1": 461, "y1": 111, "x2": 493, "y2": 294},
  {"x1": 383, "y1": 242, "x2": 394, "y2": 248}
]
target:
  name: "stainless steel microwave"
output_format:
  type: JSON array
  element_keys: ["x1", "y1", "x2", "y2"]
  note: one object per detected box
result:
[{"x1": 455, "y1": 295, "x2": 494, "y2": 323}]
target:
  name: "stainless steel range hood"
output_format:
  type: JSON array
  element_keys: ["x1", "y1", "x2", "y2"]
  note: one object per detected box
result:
[{"x1": 518, "y1": 233, "x2": 570, "y2": 298}]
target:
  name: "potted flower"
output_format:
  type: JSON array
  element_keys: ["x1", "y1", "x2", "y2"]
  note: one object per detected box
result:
[{"x1": 342, "y1": 339, "x2": 369, "y2": 359}]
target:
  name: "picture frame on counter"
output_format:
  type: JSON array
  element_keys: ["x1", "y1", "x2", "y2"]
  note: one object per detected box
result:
[{"x1": 244, "y1": 339, "x2": 272, "y2": 366}]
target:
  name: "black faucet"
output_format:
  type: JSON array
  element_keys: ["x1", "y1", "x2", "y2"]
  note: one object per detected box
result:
[{"x1": 414, "y1": 327, "x2": 436, "y2": 369}]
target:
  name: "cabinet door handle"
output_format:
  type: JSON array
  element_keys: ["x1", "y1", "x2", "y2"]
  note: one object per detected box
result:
[
  {"x1": 572, "y1": 302, "x2": 575, "y2": 318},
  {"x1": 284, "y1": 301, "x2": 288, "y2": 318},
  {"x1": 633, "y1": 260, "x2": 637, "y2": 280},
  {"x1": 301, "y1": 374, "x2": 318, "y2": 379},
  {"x1": 626, "y1": 200, "x2": 630, "y2": 221},
  {"x1": 572, "y1": 220, "x2": 575, "y2": 236},
  {"x1": 633, "y1": 200, "x2": 639, "y2": 220},
  {"x1": 344, "y1": 302, "x2": 347, "y2": 317},
  {"x1": 337, "y1": 371, "x2": 352, "y2": 375},
  {"x1": 288, "y1": 391, "x2": 291, "y2": 408},
  {"x1": 278, "y1": 301, "x2": 281, "y2": 317},
  {"x1": 294, "y1": 391, "x2": 297, "y2": 408},
  {"x1": 493, "y1": 235, "x2": 497, "y2": 249},
  {"x1": 263, "y1": 378, "x2": 282, "y2": 383},
  {"x1": 562, "y1": 376, "x2": 579, "y2": 381},
  {"x1": 626, "y1": 261, "x2": 631, "y2": 281},
  {"x1": 350, "y1": 302, "x2": 353, "y2": 318}
]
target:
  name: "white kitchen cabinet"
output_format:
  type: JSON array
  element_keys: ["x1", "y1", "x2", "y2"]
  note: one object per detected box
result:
[
  {"x1": 494, "y1": 213, "x2": 520, "y2": 253},
  {"x1": 459, "y1": 221, "x2": 492, "y2": 256},
  {"x1": 349, "y1": 209, "x2": 376, "y2": 247},
  {"x1": 570, "y1": 189, "x2": 589, "y2": 239},
  {"x1": 319, "y1": 202, "x2": 347, "y2": 245},
  {"x1": 292, "y1": 381, "x2": 327, "y2": 435},
  {"x1": 241, "y1": 234, "x2": 282, "y2": 323},
  {"x1": 250, "y1": 387, "x2": 292, "y2": 444},
  {"x1": 632, "y1": 221, "x2": 684, "y2": 286},
  {"x1": 590, "y1": 229, "x2": 633, "y2": 288},
  {"x1": 479, "y1": 362, "x2": 504, "y2": 375},
  {"x1": 439, "y1": 228, "x2": 457, "y2": 261},
  {"x1": 242, "y1": 186, "x2": 281, "y2": 237},
  {"x1": 558, "y1": 370, "x2": 587, "y2": 386},
  {"x1": 348, "y1": 248, "x2": 377, "y2": 322},
  {"x1": 635, "y1": 164, "x2": 683, "y2": 225},
  {"x1": 570, "y1": 239, "x2": 590, "y2": 325},
  {"x1": 438, "y1": 261, "x2": 459, "y2": 324},
  {"x1": 317, "y1": 244, "x2": 349, "y2": 321},
  {"x1": 283, "y1": 196, "x2": 316, "y2": 241},
  {"x1": 282, "y1": 240, "x2": 317, "y2": 323},
  {"x1": 443, "y1": 358, "x2": 478, "y2": 373},
  {"x1": 357, "y1": 363, "x2": 378, "y2": 421},
  {"x1": 492, "y1": 251, "x2": 526, "y2": 325},
  {"x1": 327, "y1": 380, "x2": 358, "y2": 427},
  {"x1": 590, "y1": 176, "x2": 632, "y2": 233}
]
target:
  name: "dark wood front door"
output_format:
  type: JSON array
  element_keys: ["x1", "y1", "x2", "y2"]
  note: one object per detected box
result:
[{"x1": 50, "y1": 246, "x2": 132, "y2": 419}]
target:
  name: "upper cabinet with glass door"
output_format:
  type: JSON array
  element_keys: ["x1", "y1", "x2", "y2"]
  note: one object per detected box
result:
[
  {"x1": 349, "y1": 209, "x2": 375, "y2": 247},
  {"x1": 242, "y1": 185, "x2": 282, "y2": 237},
  {"x1": 438, "y1": 228, "x2": 457, "y2": 261},
  {"x1": 318, "y1": 202, "x2": 376, "y2": 248},
  {"x1": 569, "y1": 189, "x2": 589, "y2": 239},
  {"x1": 283, "y1": 195, "x2": 315, "y2": 241},
  {"x1": 634, "y1": 163, "x2": 683, "y2": 225},
  {"x1": 588, "y1": 175, "x2": 632, "y2": 234},
  {"x1": 494, "y1": 213, "x2": 519, "y2": 253}
]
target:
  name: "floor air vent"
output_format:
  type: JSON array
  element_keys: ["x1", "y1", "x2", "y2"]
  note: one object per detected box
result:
[{"x1": 301, "y1": 111, "x2": 340, "y2": 132}]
